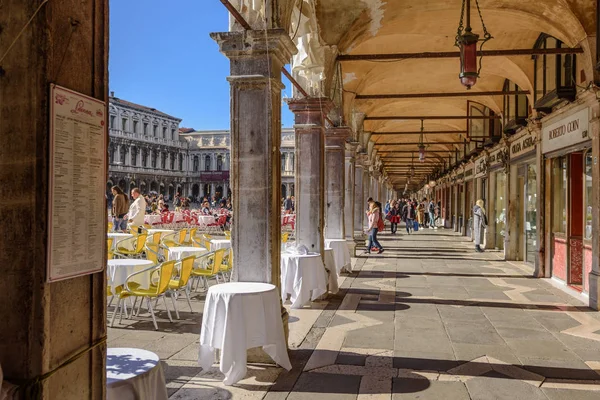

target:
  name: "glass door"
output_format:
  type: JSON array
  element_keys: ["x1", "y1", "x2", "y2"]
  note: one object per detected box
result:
[
  {"x1": 516, "y1": 166, "x2": 526, "y2": 261},
  {"x1": 525, "y1": 164, "x2": 538, "y2": 264}
]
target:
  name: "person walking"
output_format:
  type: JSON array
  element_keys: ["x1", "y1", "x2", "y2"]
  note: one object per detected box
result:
[
  {"x1": 365, "y1": 200, "x2": 384, "y2": 254},
  {"x1": 473, "y1": 199, "x2": 488, "y2": 252},
  {"x1": 417, "y1": 200, "x2": 425, "y2": 228},
  {"x1": 111, "y1": 186, "x2": 129, "y2": 232},
  {"x1": 428, "y1": 199, "x2": 436, "y2": 229},
  {"x1": 127, "y1": 187, "x2": 147, "y2": 231},
  {"x1": 402, "y1": 201, "x2": 416, "y2": 234},
  {"x1": 388, "y1": 201, "x2": 400, "y2": 234}
]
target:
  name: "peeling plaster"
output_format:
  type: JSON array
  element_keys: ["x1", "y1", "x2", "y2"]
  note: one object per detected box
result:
[
  {"x1": 343, "y1": 72, "x2": 357, "y2": 84},
  {"x1": 361, "y1": 0, "x2": 386, "y2": 37}
]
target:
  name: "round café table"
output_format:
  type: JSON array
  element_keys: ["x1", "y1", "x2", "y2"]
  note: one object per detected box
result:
[
  {"x1": 325, "y1": 238, "x2": 352, "y2": 273},
  {"x1": 280, "y1": 252, "x2": 327, "y2": 309},
  {"x1": 106, "y1": 347, "x2": 168, "y2": 400},
  {"x1": 210, "y1": 239, "x2": 231, "y2": 251},
  {"x1": 198, "y1": 282, "x2": 292, "y2": 386},
  {"x1": 107, "y1": 259, "x2": 154, "y2": 289},
  {"x1": 167, "y1": 246, "x2": 208, "y2": 261},
  {"x1": 107, "y1": 233, "x2": 133, "y2": 249}
]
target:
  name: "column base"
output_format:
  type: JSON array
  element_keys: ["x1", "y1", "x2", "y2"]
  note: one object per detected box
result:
[
  {"x1": 588, "y1": 271, "x2": 600, "y2": 310},
  {"x1": 353, "y1": 233, "x2": 367, "y2": 256}
]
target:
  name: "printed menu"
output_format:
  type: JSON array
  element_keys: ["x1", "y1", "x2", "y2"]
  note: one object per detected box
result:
[{"x1": 47, "y1": 84, "x2": 106, "y2": 282}]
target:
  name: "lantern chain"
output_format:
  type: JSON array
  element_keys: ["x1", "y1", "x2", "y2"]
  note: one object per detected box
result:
[
  {"x1": 455, "y1": 0, "x2": 466, "y2": 46},
  {"x1": 474, "y1": 0, "x2": 492, "y2": 41}
]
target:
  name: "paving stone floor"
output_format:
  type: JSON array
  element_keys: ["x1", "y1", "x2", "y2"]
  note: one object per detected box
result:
[{"x1": 107, "y1": 228, "x2": 600, "y2": 399}]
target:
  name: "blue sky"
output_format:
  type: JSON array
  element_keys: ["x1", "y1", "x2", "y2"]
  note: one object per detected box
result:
[{"x1": 109, "y1": 0, "x2": 295, "y2": 130}]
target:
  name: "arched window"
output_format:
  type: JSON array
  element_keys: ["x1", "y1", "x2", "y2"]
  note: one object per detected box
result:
[
  {"x1": 131, "y1": 147, "x2": 137, "y2": 166},
  {"x1": 120, "y1": 146, "x2": 126, "y2": 164},
  {"x1": 467, "y1": 101, "x2": 494, "y2": 156},
  {"x1": 151, "y1": 151, "x2": 157, "y2": 168},
  {"x1": 193, "y1": 156, "x2": 199, "y2": 172},
  {"x1": 161, "y1": 152, "x2": 167, "y2": 169},
  {"x1": 281, "y1": 153, "x2": 286, "y2": 172},
  {"x1": 179, "y1": 154, "x2": 184, "y2": 171},
  {"x1": 502, "y1": 79, "x2": 529, "y2": 134},
  {"x1": 205, "y1": 155, "x2": 211, "y2": 171},
  {"x1": 170, "y1": 153, "x2": 175, "y2": 170},
  {"x1": 217, "y1": 155, "x2": 223, "y2": 171},
  {"x1": 533, "y1": 34, "x2": 576, "y2": 111},
  {"x1": 141, "y1": 149, "x2": 147, "y2": 167}
]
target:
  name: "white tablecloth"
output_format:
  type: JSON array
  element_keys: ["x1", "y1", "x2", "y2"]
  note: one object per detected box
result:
[
  {"x1": 197, "y1": 215, "x2": 215, "y2": 228},
  {"x1": 107, "y1": 259, "x2": 154, "y2": 289},
  {"x1": 210, "y1": 239, "x2": 231, "y2": 251},
  {"x1": 106, "y1": 347, "x2": 168, "y2": 400},
  {"x1": 325, "y1": 238, "x2": 352, "y2": 273},
  {"x1": 168, "y1": 246, "x2": 208, "y2": 260},
  {"x1": 107, "y1": 233, "x2": 133, "y2": 249},
  {"x1": 198, "y1": 282, "x2": 292, "y2": 385},
  {"x1": 323, "y1": 249, "x2": 339, "y2": 294},
  {"x1": 144, "y1": 215, "x2": 162, "y2": 225},
  {"x1": 280, "y1": 253, "x2": 327, "y2": 309}
]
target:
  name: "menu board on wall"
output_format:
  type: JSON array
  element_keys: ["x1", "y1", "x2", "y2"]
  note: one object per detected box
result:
[{"x1": 47, "y1": 84, "x2": 106, "y2": 282}]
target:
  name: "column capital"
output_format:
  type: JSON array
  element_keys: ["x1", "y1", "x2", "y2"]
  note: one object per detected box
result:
[
  {"x1": 345, "y1": 141, "x2": 359, "y2": 160},
  {"x1": 325, "y1": 126, "x2": 351, "y2": 149},
  {"x1": 287, "y1": 97, "x2": 334, "y2": 126},
  {"x1": 210, "y1": 29, "x2": 297, "y2": 76}
]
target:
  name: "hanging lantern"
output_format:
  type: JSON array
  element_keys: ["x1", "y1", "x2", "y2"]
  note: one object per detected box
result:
[
  {"x1": 455, "y1": 0, "x2": 492, "y2": 89},
  {"x1": 418, "y1": 145, "x2": 426, "y2": 162},
  {"x1": 417, "y1": 119, "x2": 426, "y2": 163},
  {"x1": 429, "y1": 180, "x2": 436, "y2": 187}
]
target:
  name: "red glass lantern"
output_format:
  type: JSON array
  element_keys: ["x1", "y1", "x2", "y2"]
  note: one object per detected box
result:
[
  {"x1": 454, "y1": 0, "x2": 492, "y2": 90},
  {"x1": 458, "y1": 31, "x2": 479, "y2": 89}
]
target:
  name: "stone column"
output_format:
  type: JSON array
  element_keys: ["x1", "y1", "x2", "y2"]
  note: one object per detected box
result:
[
  {"x1": 324, "y1": 127, "x2": 350, "y2": 240},
  {"x1": 344, "y1": 143, "x2": 358, "y2": 239},
  {"x1": 363, "y1": 167, "x2": 371, "y2": 229},
  {"x1": 0, "y1": 1, "x2": 108, "y2": 398},
  {"x1": 287, "y1": 98, "x2": 332, "y2": 253},
  {"x1": 588, "y1": 109, "x2": 600, "y2": 309},
  {"x1": 354, "y1": 157, "x2": 365, "y2": 235},
  {"x1": 211, "y1": 29, "x2": 296, "y2": 284}
]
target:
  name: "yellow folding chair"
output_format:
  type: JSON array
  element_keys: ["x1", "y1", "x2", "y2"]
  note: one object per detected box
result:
[
  {"x1": 112, "y1": 260, "x2": 176, "y2": 330},
  {"x1": 191, "y1": 249, "x2": 226, "y2": 290},
  {"x1": 167, "y1": 255, "x2": 197, "y2": 318},
  {"x1": 115, "y1": 233, "x2": 148, "y2": 258}
]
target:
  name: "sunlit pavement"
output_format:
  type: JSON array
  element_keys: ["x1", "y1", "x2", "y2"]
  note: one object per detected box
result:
[{"x1": 108, "y1": 227, "x2": 600, "y2": 399}]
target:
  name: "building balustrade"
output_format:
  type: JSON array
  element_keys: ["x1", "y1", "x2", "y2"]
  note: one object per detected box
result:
[
  {"x1": 109, "y1": 164, "x2": 186, "y2": 177},
  {"x1": 109, "y1": 128, "x2": 187, "y2": 148}
]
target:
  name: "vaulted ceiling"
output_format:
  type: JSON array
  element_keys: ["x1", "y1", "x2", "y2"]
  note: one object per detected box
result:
[{"x1": 298, "y1": 0, "x2": 597, "y2": 190}]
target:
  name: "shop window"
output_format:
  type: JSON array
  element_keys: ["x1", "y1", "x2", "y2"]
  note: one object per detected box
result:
[
  {"x1": 552, "y1": 157, "x2": 567, "y2": 234},
  {"x1": 495, "y1": 172, "x2": 506, "y2": 250},
  {"x1": 533, "y1": 34, "x2": 577, "y2": 112},
  {"x1": 585, "y1": 150, "x2": 593, "y2": 240},
  {"x1": 502, "y1": 80, "x2": 529, "y2": 134}
]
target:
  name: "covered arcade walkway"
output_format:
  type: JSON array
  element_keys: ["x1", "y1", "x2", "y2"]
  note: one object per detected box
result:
[{"x1": 110, "y1": 229, "x2": 600, "y2": 399}]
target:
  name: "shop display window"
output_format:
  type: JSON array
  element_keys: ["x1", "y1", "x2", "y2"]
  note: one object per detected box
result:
[
  {"x1": 585, "y1": 150, "x2": 593, "y2": 240},
  {"x1": 525, "y1": 164, "x2": 537, "y2": 264},
  {"x1": 552, "y1": 157, "x2": 567, "y2": 234},
  {"x1": 494, "y1": 172, "x2": 506, "y2": 250}
]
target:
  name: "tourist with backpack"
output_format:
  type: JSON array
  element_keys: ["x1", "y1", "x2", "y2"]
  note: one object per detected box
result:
[{"x1": 365, "y1": 200, "x2": 384, "y2": 254}]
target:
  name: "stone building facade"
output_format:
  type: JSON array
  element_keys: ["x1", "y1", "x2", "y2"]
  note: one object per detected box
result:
[
  {"x1": 107, "y1": 95, "x2": 187, "y2": 199},
  {"x1": 107, "y1": 96, "x2": 296, "y2": 202}
]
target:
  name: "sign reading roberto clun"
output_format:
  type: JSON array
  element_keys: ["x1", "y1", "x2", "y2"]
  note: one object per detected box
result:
[{"x1": 542, "y1": 107, "x2": 589, "y2": 154}]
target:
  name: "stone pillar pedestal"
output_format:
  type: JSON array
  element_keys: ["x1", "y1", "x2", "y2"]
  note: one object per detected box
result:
[
  {"x1": 324, "y1": 127, "x2": 350, "y2": 240},
  {"x1": 288, "y1": 98, "x2": 333, "y2": 254},
  {"x1": 211, "y1": 29, "x2": 296, "y2": 346}
]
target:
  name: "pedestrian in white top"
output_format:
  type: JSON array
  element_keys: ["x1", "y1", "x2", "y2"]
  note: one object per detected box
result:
[{"x1": 127, "y1": 187, "x2": 147, "y2": 229}]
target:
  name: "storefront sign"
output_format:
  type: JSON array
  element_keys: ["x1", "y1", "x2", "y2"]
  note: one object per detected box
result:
[
  {"x1": 474, "y1": 156, "x2": 488, "y2": 179},
  {"x1": 464, "y1": 163, "x2": 474, "y2": 181},
  {"x1": 488, "y1": 148, "x2": 503, "y2": 169},
  {"x1": 510, "y1": 130, "x2": 537, "y2": 159},
  {"x1": 48, "y1": 84, "x2": 106, "y2": 282},
  {"x1": 542, "y1": 107, "x2": 589, "y2": 154}
]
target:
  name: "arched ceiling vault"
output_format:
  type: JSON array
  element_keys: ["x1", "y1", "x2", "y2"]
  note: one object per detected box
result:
[{"x1": 301, "y1": 0, "x2": 595, "y2": 187}]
